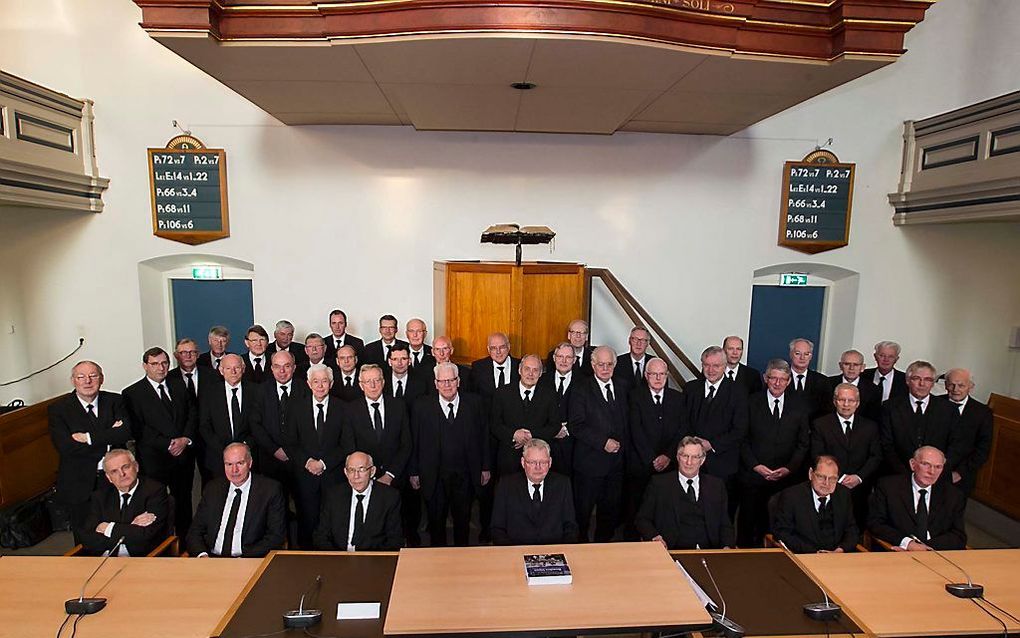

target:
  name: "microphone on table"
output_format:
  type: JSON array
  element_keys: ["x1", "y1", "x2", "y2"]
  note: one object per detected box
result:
[
  {"x1": 802, "y1": 581, "x2": 843, "y2": 621},
  {"x1": 65, "y1": 536, "x2": 126, "y2": 615},
  {"x1": 283, "y1": 574, "x2": 323, "y2": 628},
  {"x1": 700, "y1": 558, "x2": 745, "y2": 638},
  {"x1": 924, "y1": 544, "x2": 983, "y2": 598}
]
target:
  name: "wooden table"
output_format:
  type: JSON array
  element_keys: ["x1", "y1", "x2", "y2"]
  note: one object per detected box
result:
[
  {"x1": 384, "y1": 541, "x2": 713, "y2": 636},
  {"x1": 0, "y1": 556, "x2": 259, "y2": 638},
  {"x1": 795, "y1": 549, "x2": 1020, "y2": 637}
]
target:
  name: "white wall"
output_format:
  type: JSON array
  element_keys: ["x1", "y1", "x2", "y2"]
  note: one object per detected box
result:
[{"x1": 1, "y1": 0, "x2": 1019, "y2": 404}]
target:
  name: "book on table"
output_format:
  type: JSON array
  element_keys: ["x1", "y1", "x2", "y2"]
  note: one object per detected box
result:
[{"x1": 524, "y1": 553, "x2": 572, "y2": 585}]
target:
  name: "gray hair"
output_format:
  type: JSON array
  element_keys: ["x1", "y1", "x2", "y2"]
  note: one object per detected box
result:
[
  {"x1": 832, "y1": 382, "x2": 860, "y2": 399},
  {"x1": 523, "y1": 438, "x2": 551, "y2": 456},
  {"x1": 274, "y1": 320, "x2": 295, "y2": 331},
  {"x1": 102, "y1": 448, "x2": 136, "y2": 468},
  {"x1": 764, "y1": 358, "x2": 791, "y2": 377},
  {"x1": 434, "y1": 361, "x2": 460, "y2": 379},
  {"x1": 840, "y1": 349, "x2": 865, "y2": 363},
  {"x1": 359, "y1": 363, "x2": 384, "y2": 378},
  {"x1": 789, "y1": 338, "x2": 814, "y2": 353},
  {"x1": 678, "y1": 436, "x2": 706, "y2": 454},
  {"x1": 209, "y1": 325, "x2": 230, "y2": 338},
  {"x1": 223, "y1": 442, "x2": 253, "y2": 462},
  {"x1": 306, "y1": 362, "x2": 334, "y2": 381},
  {"x1": 913, "y1": 445, "x2": 945, "y2": 463},
  {"x1": 906, "y1": 360, "x2": 936, "y2": 378},
  {"x1": 592, "y1": 344, "x2": 617, "y2": 360},
  {"x1": 874, "y1": 341, "x2": 901, "y2": 356},
  {"x1": 520, "y1": 354, "x2": 544, "y2": 372},
  {"x1": 701, "y1": 345, "x2": 724, "y2": 362}
]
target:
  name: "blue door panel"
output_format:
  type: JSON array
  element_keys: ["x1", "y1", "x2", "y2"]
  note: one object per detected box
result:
[
  {"x1": 171, "y1": 279, "x2": 254, "y2": 354},
  {"x1": 747, "y1": 285, "x2": 825, "y2": 374}
]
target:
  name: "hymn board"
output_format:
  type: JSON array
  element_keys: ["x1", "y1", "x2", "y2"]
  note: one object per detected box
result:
[
  {"x1": 147, "y1": 135, "x2": 229, "y2": 245},
  {"x1": 778, "y1": 150, "x2": 855, "y2": 254}
]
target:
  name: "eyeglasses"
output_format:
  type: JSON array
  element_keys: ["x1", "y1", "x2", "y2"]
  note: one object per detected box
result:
[
  {"x1": 813, "y1": 475, "x2": 839, "y2": 484},
  {"x1": 436, "y1": 378, "x2": 459, "y2": 385},
  {"x1": 629, "y1": 337, "x2": 650, "y2": 343},
  {"x1": 523, "y1": 459, "x2": 550, "y2": 467},
  {"x1": 908, "y1": 376, "x2": 936, "y2": 384},
  {"x1": 176, "y1": 350, "x2": 199, "y2": 356},
  {"x1": 73, "y1": 373, "x2": 101, "y2": 381},
  {"x1": 360, "y1": 378, "x2": 384, "y2": 385},
  {"x1": 567, "y1": 330, "x2": 588, "y2": 336},
  {"x1": 917, "y1": 461, "x2": 944, "y2": 471},
  {"x1": 488, "y1": 345, "x2": 509, "y2": 352},
  {"x1": 678, "y1": 454, "x2": 705, "y2": 461},
  {"x1": 646, "y1": 372, "x2": 667, "y2": 378},
  {"x1": 344, "y1": 466, "x2": 373, "y2": 475}
]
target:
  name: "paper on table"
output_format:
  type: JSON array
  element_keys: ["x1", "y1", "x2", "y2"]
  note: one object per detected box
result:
[
  {"x1": 675, "y1": 560, "x2": 718, "y2": 610},
  {"x1": 337, "y1": 602, "x2": 381, "y2": 620}
]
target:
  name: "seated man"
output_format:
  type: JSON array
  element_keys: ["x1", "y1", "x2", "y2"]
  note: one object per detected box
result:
[
  {"x1": 491, "y1": 439, "x2": 578, "y2": 545},
  {"x1": 79, "y1": 448, "x2": 169, "y2": 556},
  {"x1": 772, "y1": 455, "x2": 859, "y2": 553},
  {"x1": 868, "y1": 445, "x2": 966, "y2": 551},
  {"x1": 187, "y1": 443, "x2": 286, "y2": 557},
  {"x1": 635, "y1": 436, "x2": 734, "y2": 550},
  {"x1": 313, "y1": 451, "x2": 403, "y2": 551}
]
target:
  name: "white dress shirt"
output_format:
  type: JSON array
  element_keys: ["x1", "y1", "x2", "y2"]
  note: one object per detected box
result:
[
  {"x1": 767, "y1": 391, "x2": 785, "y2": 418},
  {"x1": 873, "y1": 370, "x2": 893, "y2": 402},
  {"x1": 213, "y1": 474, "x2": 252, "y2": 557},
  {"x1": 224, "y1": 382, "x2": 243, "y2": 436},
  {"x1": 439, "y1": 394, "x2": 461, "y2": 418},
  {"x1": 492, "y1": 360, "x2": 510, "y2": 388},
  {"x1": 898, "y1": 476, "x2": 933, "y2": 548},
  {"x1": 347, "y1": 481, "x2": 373, "y2": 551},
  {"x1": 678, "y1": 473, "x2": 700, "y2": 500},
  {"x1": 103, "y1": 479, "x2": 141, "y2": 556}
]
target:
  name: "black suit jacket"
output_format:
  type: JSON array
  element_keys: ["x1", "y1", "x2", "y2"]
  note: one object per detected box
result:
[
  {"x1": 740, "y1": 392, "x2": 809, "y2": 478},
  {"x1": 683, "y1": 378, "x2": 748, "y2": 478},
  {"x1": 252, "y1": 379, "x2": 308, "y2": 461},
  {"x1": 860, "y1": 367, "x2": 908, "y2": 401},
  {"x1": 868, "y1": 475, "x2": 966, "y2": 550},
  {"x1": 546, "y1": 345, "x2": 595, "y2": 379},
  {"x1": 198, "y1": 380, "x2": 263, "y2": 474},
  {"x1": 539, "y1": 370, "x2": 576, "y2": 425},
  {"x1": 827, "y1": 376, "x2": 881, "y2": 421},
  {"x1": 385, "y1": 372, "x2": 429, "y2": 405},
  {"x1": 313, "y1": 481, "x2": 403, "y2": 551},
  {"x1": 330, "y1": 368, "x2": 363, "y2": 402},
  {"x1": 186, "y1": 474, "x2": 286, "y2": 557},
  {"x1": 283, "y1": 396, "x2": 345, "y2": 477},
  {"x1": 169, "y1": 366, "x2": 220, "y2": 406},
  {"x1": 469, "y1": 357, "x2": 521, "y2": 406},
  {"x1": 635, "y1": 472, "x2": 734, "y2": 549},
  {"x1": 410, "y1": 393, "x2": 490, "y2": 499},
  {"x1": 940, "y1": 395, "x2": 993, "y2": 494},
  {"x1": 788, "y1": 369, "x2": 831, "y2": 420},
  {"x1": 323, "y1": 334, "x2": 365, "y2": 361},
  {"x1": 726, "y1": 363, "x2": 764, "y2": 396},
  {"x1": 48, "y1": 391, "x2": 131, "y2": 504},
  {"x1": 80, "y1": 477, "x2": 170, "y2": 556},
  {"x1": 407, "y1": 346, "x2": 434, "y2": 374},
  {"x1": 568, "y1": 377, "x2": 629, "y2": 477},
  {"x1": 122, "y1": 375, "x2": 197, "y2": 483},
  {"x1": 197, "y1": 351, "x2": 232, "y2": 371},
  {"x1": 240, "y1": 353, "x2": 271, "y2": 385},
  {"x1": 362, "y1": 339, "x2": 410, "y2": 367},
  {"x1": 296, "y1": 359, "x2": 338, "y2": 382},
  {"x1": 773, "y1": 482, "x2": 859, "y2": 553},
  {"x1": 490, "y1": 383, "x2": 561, "y2": 474},
  {"x1": 341, "y1": 395, "x2": 412, "y2": 481},
  {"x1": 810, "y1": 414, "x2": 882, "y2": 482},
  {"x1": 880, "y1": 395, "x2": 955, "y2": 475},
  {"x1": 267, "y1": 341, "x2": 309, "y2": 365},
  {"x1": 613, "y1": 353, "x2": 653, "y2": 390},
  {"x1": 491, "y1": 472, "x2": 578, "y2": 545},
  {"x1": 626, "y1": 387, "x2": 685, "y2": 476}
]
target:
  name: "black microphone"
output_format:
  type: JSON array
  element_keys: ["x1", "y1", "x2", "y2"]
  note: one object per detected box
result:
[
  {"x1": 800, "y1": 575, "x2": 843, "y2": 621},
  {"x1": 700, "y1": 558, "x2": 745, "y2": 638},
  {"x1": 283, "y1": 574, "x2": 323, "y2": 628},
  {"x1": 925, "y1": 545, "x2": 983, "y2": 598},
  {"x1": 65, "y1": 536, "x2": 126, "y2": 615}
]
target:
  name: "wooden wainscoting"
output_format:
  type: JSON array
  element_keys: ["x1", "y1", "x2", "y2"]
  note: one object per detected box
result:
[
  {"x1": 973, "y1": 393, "x2": 1020, "y2": 521},
  {"x1": 0, "y1": 397, "x2": 60, "y2": 508}
]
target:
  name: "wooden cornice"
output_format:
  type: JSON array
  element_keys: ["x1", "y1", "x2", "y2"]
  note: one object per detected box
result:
[{"x1": 134, "y1": 0, "x2": 934, "y2": 59}]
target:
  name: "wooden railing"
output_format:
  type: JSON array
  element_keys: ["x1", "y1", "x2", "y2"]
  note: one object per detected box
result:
[
  {"x1": 973, "y1": 393, "x2": 1020, "y2": 521},
  {"x1": 586, "y1": 267, "x2": 699, "y2": 388},
  {"x1": 0, "y1": 397, "x2": 60, "y2": 509}
]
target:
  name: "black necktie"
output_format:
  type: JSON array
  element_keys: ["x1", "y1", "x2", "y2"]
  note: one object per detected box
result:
[
  {"x1": 605, "y1": 383, "x2": 615, "y2": 404},
  {"x1": 915, "y1": 488, "x2": 929, "y2": 540},
  {"x1": 523, "y1": 389, "x2": 531, "y2": 405},
  {"x1": 120, "y1": 492, "x2": 131, "y2": 517},
  {"x1": 844, "y1": 420, "x2": 852, "y2": 438},
  {"x1": 706, "y1": 385, "x2": 716, "y2": 402},
  {"x1": 532, "y1": 483, "x2": 541, "y2": 505},
  {"x1": 86, "y1": 403, "x2": 98, "y2": 425},
  {"x1": 385, "y1": 344, "x2": 392, "y2": 360},
  {"x1": 915, "y1": 400, "x2": 924, "y2": 415},
  {"x1": 413, "y1": 351, "x2": 420, "y2": 367},
  {"x1": 685, "y1": 479, "x2": 696, "y2": 503},
  {"x1": 316, "y1": 403, "x2": 325, "y2": 440},
  {"x1": 557, "y1": 376, "x2": 566, "y2": 397},
  {"x1": 727, "y1": 369, "x2": 735, "y2": 381},
  {"x1": 654, "y1": 394, "x2": 662, "y2": 406},
  {"x1": 371, "y1": 401, "x2": 383, "y2": 436},
  {"x1": 230, "y1": 388, "x2": 241, "y2": 437},
  {"x1": 773, "y1": 398, "x2": 780, "y2": 419},
  {"x1": 279, "y1": 386, "x2": 289, "y2": 422},
  {"x1": 185, "y1": 372, "x2": 196, "y2": 398},
  {"x1": 447, "y1": 402, "x2": 456, "y2": 422},
  {"x1": 158, "y1": 383, "x2": 173, "y2": 414},
  {"x1": 395, "y1": 379, "x2": 404, "y2": 399},
  {"x1": 796, "y1": 375, "x2": 805, "y2": 392},
  {"x1": 818, "y1": 496, "x2": 827, "y2": 514},
  {"x1": 345, "y1": 376, "x2": 353, "y2": 388},
  {"x1": 634, "y1": 361, "x2": 641, "y2": 380},
  {"x1": 253, "y1": 357, "x2": 262, "y2": 373},
  {"x1": 353, "y1": 494, "x2": 365, "y2": 546},
  {"x1": 214, "y1": 357, "x2": 222, "y2": 370},
  {"x1": 497, "y1": 365, "x2": 505, "y2": 387},
  {"x1": 220, "y1": 488, "x2": 242, "y2": 556}
]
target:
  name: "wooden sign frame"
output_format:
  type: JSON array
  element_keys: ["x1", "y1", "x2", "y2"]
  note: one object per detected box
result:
[
  {"x1": 147, "y1": 140, "x2": 229, "y2": 245},
  {"x1": 777, "y1": 151, "x2": 855, "y2": 255}
]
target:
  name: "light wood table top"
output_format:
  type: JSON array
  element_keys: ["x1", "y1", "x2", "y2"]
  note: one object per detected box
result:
[
  {"x1": 0, "y1": 556, "x2": 259, "y2": 638},
  {"x1": 794, "y1": 549, "x2": 1020, "y2": 637},
  {"x1": 384, "y1": 541, "x2": 713, "y2": 636}
]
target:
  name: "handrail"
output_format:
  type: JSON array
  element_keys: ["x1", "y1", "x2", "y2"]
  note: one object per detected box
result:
[{"x1": 586, "y1": 268, "x2": 699, "y2": 389}]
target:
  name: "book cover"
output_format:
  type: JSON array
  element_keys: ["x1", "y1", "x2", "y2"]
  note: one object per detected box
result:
[{"x1": 524, "y1": 553, "x2": 572, "y2": 585}]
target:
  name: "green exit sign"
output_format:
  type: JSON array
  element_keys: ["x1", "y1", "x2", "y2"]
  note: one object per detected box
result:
[
  {"x1": 192, "y1": 266, "x2": 222, "y2": 280},
  {"x1": 780, "y1": 273, "x2": 808, "y2": 286}
]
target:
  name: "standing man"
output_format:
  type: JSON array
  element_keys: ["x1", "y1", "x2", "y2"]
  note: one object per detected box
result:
[
  {"x1": 787, "y1": 338, "x2": 831, "y2": 420},
  {"x1": 49, "y1": 361, "x2": 131, "y2": 542},
  {"x1": 539, "y1": 342, "x2": 577, "y2": 476},
  {"x1": 737, "y1": 359, "x2": 809, "y2": 547},
  {"x1": 241, "y1": 325, "x2": 271, "y2": 385},
  {"x1": 197, "y1": 326, "x2": 231, "y2": 372},
  {"x1": 570, "y1": 345, "x2": 629, "y2": 542},
  {"x1": 546, "y1": 319, "x2": 594, "y2": 378},
  {"x1": 170, "y1": 338, "x2": 219, "y2": 405},
  {"x1": 772, "y1": 455, "x2": 859, "y2": 553},
  {"x1": 940, "y1": 368, "x2": 993, "y2": 496},
  {"x1": 861, "y1": 341, "x2": 908, "y2": 403},
  {"x1": 810, "y1": 383, "x2": 882, "y2": 528},
  {"x1": 614, "y1": 327, "x2": 653, "y2": 390},
  {"x1": 405, "y1": 318, "x2": 434, "y2": 372},
  {"x1": 284, "y1": 363, "x2": 345, "y2": 548},
  {"x1": 123, "y1": 347, "x2": 197, "y2": 538},
  {"x1": 428, "y1": 336, "x2": 470, "y2": 387},
  {"x1": 187, "y1": 443, "x2": 286, "y2": 558},
  {"x1": 490, "y1": 439, "x2": 579, "y2": 545},
  {"x1": 296, "y1": 333, "x2": 330, "y2": 380},
  {"x1": 198, "y1": 354, "x2": 262, "y2": 483},
  {"x1": 410, "y1": 363, "x2": 491, "y2": 546},
  {"x1": 253, "y1": 350, "x2": 304, "y2": 534},
  {"x1": 323, "y1": 309, "x2": 364, "y2": 361},
  {"x1": 827, "y1": 349, "x2": 882, "y2": 421},
  {"x1": 721, "y1": 336, "x2": 763, "y2": 396},
  {"x1": 332, "y1": 345, "x2": 362, "y2": 401},
  {"x1": 880, "y1": 360, "x2": 955, "y2": 476},
  {"x1": 362, "y1": 314, "x2": 408, "y2": 367},
  {"x1": 386, "y1": 344, "x2": 429, "y2": 404},
  {"x1": 267, "y1": 319, "x2": 308, "y2": 366},
  {"x1": 313, "y1": 452, "x2": 403, "y2": 551},
  {"x1": 490, "y1": 354, "x2": 560, "y2": 476}
]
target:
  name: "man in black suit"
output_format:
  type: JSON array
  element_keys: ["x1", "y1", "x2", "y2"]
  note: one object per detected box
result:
[
  {"x1": 323, "y1": 309, "x2": 365, "y2": 361},
  {"x1": 810, "y1": 383, "x2": 882, "y2": 528},
  {"x1": 362, "y1": 314, "x2": 409, "y2": 367},
  {"x1": 773, "y1": 455, "x2": 859, "y2": 553},
  {"x1": 737, "y1": 359, "x2": 810, "y2": 548},
  {"x1": 198, "y1": 354, "x2": 262, "y2": 482},
  {"x1": 868, "y1": 446, "x2": 966, "y2": 550},
  {"x1": 49, "y1": 361, "x2": 131, "y2": 542},
  {"x1": 123, "y1": 347, "x2": 197, "y2": 538},
  {"x1": 331, "y1": 345, "x2": 362, "y2": 401},
  {"x1": 410, "y1": 362, "x2": 491, "y2": 546},
  {"x1": 880, "y1": 360, "x2": 955, "y2": 476},
  {"x1": 80, "y1": 449, "x2": 170, "y2": 556},
  {"x1": 683, "y1": 345, "x2": 748, "y2": 516},
  {"x1": 635, "y1": 436, "x2": 734, "y2": 549},
  {"x1": 197, "y1": 325, "x2": 231, "y2": 372},
  {"x1": 284, "y1": 363, "x2": 346, "y2": 548},
  {"x1": 491, "y1": 354, "x2": 561, "y2": 476},
  {"x1": 386, "y1": 344, "x2": 429, "y2": 404},
  {"x1": 539, "y1": 342, "x2": 577, "y2": 476},
  {"x1": 787, "y1": 338, "x2": 831, "y2": 420},
  {"x1": 546, "y1": 319, "x2": 594, "y2": 379},
  {"x1": 425, "y1": 336, "x2": 471, "y2": 388},
  {"x1": 314, "y1": 451, "x2": 403, "y2": 551},
  {"x1": 491, "y1": 438, "x2": 578, "y2": 545},
  {"x1": 187, "y1": 443, "x2": 286, "y2": 557},
  {"x1": 827, "y1": 349, "x2": 882, "y2": 421},
  {"x1": 296, "y1": 333, "x2": 331, "y2": 381},
  {"x1": 624, "y1": 357, "x2": 685, "y2": 540},
  {"x1": 170, "y1": 337, "x2": 222, "y2": 486},
  {"x1": 267, "y1": 319, "x2": 308, "y2": 366},
  {"x1": 613, "y1": 326, "x2": 653, "y2": 391},
  {"x1": 941, "y1": 368, "x2": 993, "y2": 496},
  {"x1": 860, "y1": 340, "x2": 908, "y2": 404},
  {"x1": 570, "y1": 345, "x2": 629, "y2": 542},
  {"x1": 241, "y1": 325, "x2": 271, "y2": 385},
  {"x1": 721, "y1": 336, "x2": 763, "y2": 396},
  {"x1": 405, "y1": 318, "x2": 434, "y2": 373}
]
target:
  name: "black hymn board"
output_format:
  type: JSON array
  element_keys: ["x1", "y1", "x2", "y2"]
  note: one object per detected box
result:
[
  {"x1": 148, "y1": 134, "x2": 229, "y2": 245},
  {"x1": 778, "y1": 149, "x2": 854, "y2": 254}
]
